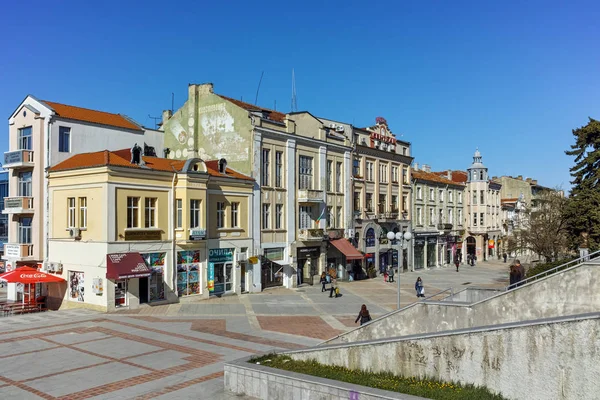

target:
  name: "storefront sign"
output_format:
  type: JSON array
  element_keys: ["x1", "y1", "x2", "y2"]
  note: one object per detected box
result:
[
  {"x1": 209, "y1": 248, "x2": 234, "y2": 263},
  {"x1": 189, "y1": 228, "x2": 206, "y2": 240},
  {"x1": 124, "y1": 230, "x2": 162, "y2": 241},
  {"x1": 208, "y1": 262, "x2": 215, "y2": 292},
  {"x1": 5, "y1": 198, "x2": 23, "y2": 209},
  {"x1": 414, "y1": 232, "x2": 438, "y2": 237},
  {"x1": 4, "y1": 244, "x2": 20, "y2": 258},
  {"x1": 264, "y1": 248, "x2": 284, "y2": 261},
  {"x1": 297, "y1": 247, "x2": 320, "y2": 257},
  {"x1": 427, "y1": 237, "x2": 438, "y2": 244},
  {"x1": 4, "y1": 150, "x2": 25, "y2": 164},
  {"x1": 446, "y1": 235, "x2": 457, "y2": 244},
  {"x1": 415, "y1": 238, "x2": 425, "y2": 245}
]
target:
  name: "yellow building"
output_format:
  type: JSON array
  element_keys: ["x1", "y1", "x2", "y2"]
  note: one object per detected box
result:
[{"x1": 45, "y1": 147, "x2": 253, "y2": 311}]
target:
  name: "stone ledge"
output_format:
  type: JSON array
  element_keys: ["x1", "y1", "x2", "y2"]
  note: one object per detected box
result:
[{"x1": 224, "y1": 355, "x2": 427, "y2": 400}]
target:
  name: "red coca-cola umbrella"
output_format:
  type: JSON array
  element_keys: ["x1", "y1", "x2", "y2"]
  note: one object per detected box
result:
[{"x1": 0, "y1": 266, "x2": 65, "y2": 304}]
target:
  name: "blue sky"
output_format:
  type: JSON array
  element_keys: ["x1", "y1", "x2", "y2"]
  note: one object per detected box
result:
[{"x1": 1, "y1": 0, "x2": 599, "y2": 190}]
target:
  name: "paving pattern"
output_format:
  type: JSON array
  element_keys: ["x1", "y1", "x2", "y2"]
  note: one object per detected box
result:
[{"x1": 0, "y1": 259, "x2": 509, "y2": 399}]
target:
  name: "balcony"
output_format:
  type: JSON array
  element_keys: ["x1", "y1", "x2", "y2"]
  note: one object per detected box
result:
[
  {"x1": 437, "y1": 223, "x2": 453, "y2": 232},
  {"x1": 353, "y1": 210, "x2": 363, "y2": 220},
  {"x1": 297, "y1": 189, "x2": 324, "y2": 203},
  {"x1": 3, "y1": 149, "x2": 34, "y2": 169},
  {"x1": 378, "y1": 212, "x2": 399, "y2": 222},
  {"x1": 326, "y1": 229, "x2": 345, "y2": 240},
  {"x1": 3, "y1": 243, "x2": 34, "y2": 260},
  {"x1": 298, "y1": 229, "x2": 324, "y2": 241},
  {"x1": 2, "y1": 197, "x2": 34, "y2": 214}
]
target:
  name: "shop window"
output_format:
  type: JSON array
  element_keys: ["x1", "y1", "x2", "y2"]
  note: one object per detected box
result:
[
  {"x1": 69, "y1": 271, "x2": 85, "y2": 302},
  {"x1": 177, "y1": 250, "x2": 201, "y2": 296},
  {"x1": 142, "y1": 253, "x2": 166, "y2": 301},
  {"x1": 209, "y1": 248, "x2": 234, "y2": 295},
  {"x1": 115, "y1": 279, "x2": 127, "y2": 307},
  {"x1": 366, "y1": 228, "x2": 376, "y2": 247}
]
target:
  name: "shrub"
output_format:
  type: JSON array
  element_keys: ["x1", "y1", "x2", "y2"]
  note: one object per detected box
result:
[
  {"x1": 249, "y1": 353, "x2": 506, "y2": 400},
  {"x1": 525, "y1": 256, "x2": 578, "y2": 278}
]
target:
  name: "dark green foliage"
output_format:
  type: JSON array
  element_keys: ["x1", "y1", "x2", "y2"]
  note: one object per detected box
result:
[
  {"x1": 565, "y1": 118, "x2": 600, "y2": 250},
  {"x1": 525, "y1": 257, "x2": 578, "y2": 278},
  {"x1": 249, "y1": 353, "x2": 506, "y2": 400}
]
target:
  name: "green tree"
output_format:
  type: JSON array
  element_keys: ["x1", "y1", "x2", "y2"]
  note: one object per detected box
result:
[{"x1": 565, "y1": 118, "x2": 600, "y2": 250}]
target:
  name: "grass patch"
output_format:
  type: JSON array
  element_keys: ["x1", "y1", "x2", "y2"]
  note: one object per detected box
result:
[{"x1": 249, "y1": 353, "x2": 506, "y2": 400}]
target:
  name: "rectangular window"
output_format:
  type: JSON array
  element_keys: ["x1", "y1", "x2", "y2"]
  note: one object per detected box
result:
[
  {"x1": 391, "y1": 195, "x2": 398, "y2": 212},
  {"x1": 275, "y1": 151, "x2": 283, "y2": 187},
  {"x1": 352, "y1": 158, "x2": 360, "y2": 177},
  {"x1": 18, "y1": 217, "x2": 32, "y2": 244},
  {"x1": 473, "y1": 213, "x2": 478, "y2": 226},
  {"x1": 366, "y1": 193, "x2": 373, "y2": 212},
  {"x1": 379, "y1": 164, "x2": 387, "y2": 183},
  {"x1": 18, "y1": 127, "x2": 32, "y2": 150},
  {"x1": 262, "y1": 149, "x2": 270, "y2": 186},
  {"x1": 366, "y1": 162, "x2": 374, "y2": 181},
  {"x1": 326, "y1": 206, "x2": 333, "y2": 228},
  {"x1": 430, "y1": 188, "x2": 435, "y2": 201},
  {"x1": 299, "y1": 206, "x2": 312, "y2": 229},
  {"x1": 145, "y1": 198, "x2": 157, "y2": 228},
  {"x1": 79, "y1": 197, "x2": 87, "y2": 229},
  {"x1": 127, "y1": 197, "x2": 139, "y2": 228},
  {"x1": 190, "y1": 200, "x2": 201, "y2": 228},
  {"x1": 448, "y1": 208, "x2": 453, "y2": 225},
  {"x1": 458, "y1": 209, "x2": 463, "y2": 225},
  {"x1": 378, "y1": 194, "x2": 386, "y2": 214},
  {"x1": 417, "y1": 208, "x2": 423, "y2": 225},
  {"x1": 449, "y1": 190, "x2": 453, "y2": 202},
  {"x1": 336, "y1": 162, "x2": 342, "y2": 192},
  {"x1": 458, "y1": 192, "x2": 463, "y2": 203},
  {"x1": 480, "y1": 190, "x2": 485, "y2": 204},
  {"x1": 417, "y1": 187, "x2": 422, "y2": 200},
  {"x1": 231, "y1": 202, "x2": 239, "y2": 228},
  {"x1": 217, "y1": 202, "x2": 225, "y2": 228},
  {"x1": 472, "y1": 191, "x2": 477, "y2": 205},
  {"x1": 353, "y1": 192, "x2": 361, "y2": 211},
  {"x1": 402, "y1": 195, "x2": 408, "y2": 212},
  {"x1": 18, "y1": 172, "x2": 32, "y2": 197},
  {"x1": 336, "y1": 206, "x2": 342, "y2": 228},
  {"x1": 176, "y1": 199, "x2": 182, "y2": 229},
  {"x1": 439, "y1": 208, "x2": 444, "y2": 223},
  {"x1": 480, "y1": 213, "x2": 485, "y2": 226},
  {"x1": 298, "y1": 156, "x2": 313, "y2": 190},
  {"x1": 327, "y1": 160, "x2": 333, "y2": 191},
  {"x1": 67, "y1": 197, "x2": 76, "y2": 228},
  {"x1": 403, "y1": 168, "x2": 408, "y2": 184},
  {"x1": 262, "y1": 204, "x2": 270, "y2": 229},
  {"x1": 392, "y1": 166, "x2": 398, "y2": 183},
  {"x1": 403, "y1": 147, "x2": 408, "y2": 156},
  {"x1": 429, "y1": 208, "x2": 434, "y2": 225},
  {"x1": 59, "y1": 126, "x2": 71, "y2": 153},
  {"x1": 439, "y1": 189, "x2": 444, "y2": 202},
  {"x1": 275, "y1": 204, "x2": 283, "y2": 229}
]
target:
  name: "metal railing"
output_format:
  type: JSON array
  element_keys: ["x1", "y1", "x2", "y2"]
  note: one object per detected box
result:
[
  {"x1": 421, "y1": 287, "x2": 454, "y2": 302},
  {"x1": 505, "y1": 249, "x2": 600, "y2": 290}
]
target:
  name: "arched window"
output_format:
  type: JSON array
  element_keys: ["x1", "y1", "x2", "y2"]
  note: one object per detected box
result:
[
  {"x1": 366, "y1": 228, "x2": 376, "y2": 247},
  {"x1": 479, "y1": 171, "x2": 484, "y2": 180}
]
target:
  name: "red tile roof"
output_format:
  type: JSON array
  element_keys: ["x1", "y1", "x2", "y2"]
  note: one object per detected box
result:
[
  {"x1": 42, "y1": 101, "x2": 142, "y2": 131},
  {"x1": 217, "y1": 95, "x2": 286, "y2": 123},
  {"x1": 412, "y1": 170, "x2": 465, "y2": 187},
  {"x1": 50, "y1": 149, "x2": 253, "y2": 181},
  {"x1": 433, "y1": 170, "x2": 468, "y2": 184}
]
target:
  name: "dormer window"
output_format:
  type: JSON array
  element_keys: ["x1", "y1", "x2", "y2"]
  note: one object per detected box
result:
[{"x1": 218, "y1": 158, "x2": 227, "y2": 174}]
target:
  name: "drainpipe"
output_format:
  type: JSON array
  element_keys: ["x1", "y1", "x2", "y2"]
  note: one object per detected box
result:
[
  {"x1": 171, "y1": 171, "x2": 177, "y2": 297},
  {"x1": 44, "y1": 116, "x2": 51, "y2": 264}
]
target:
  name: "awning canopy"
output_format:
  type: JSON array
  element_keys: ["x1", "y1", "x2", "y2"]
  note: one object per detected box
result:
[
  {"x1": 106, "y1": 252, "x2": 151, "y2": 280},
  {"x1": 330, "y1": 239, "x2": 364, "y2": 260},
  {"x1": 0, "y1": 266, "x2": 65, "y2": 284}
]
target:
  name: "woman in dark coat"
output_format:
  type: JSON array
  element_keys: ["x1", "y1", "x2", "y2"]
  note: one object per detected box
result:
[{"x1": 355, "y1": 304, "x2": 372, "y2": 325}]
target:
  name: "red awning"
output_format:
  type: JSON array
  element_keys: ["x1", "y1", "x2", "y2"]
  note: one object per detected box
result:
[
  {"x1": 330, "y1": 239, "x2": 364, "y2": 260},
  {"x1": 106, "y1": 253, "x2": 151, "y2": 280},
  {"x1": 0, "y1": 266, "x2": 65, "y2": 284}
]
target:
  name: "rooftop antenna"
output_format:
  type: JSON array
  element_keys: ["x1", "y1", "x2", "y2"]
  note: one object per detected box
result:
[
  {"x1": 148, "y1": 114, "x2": 161, "y2": 129},
  {"x1": 291, "y1": 68, "x2": 298, "y2": 112},
  {"x1": 171, "y1": 93, "x2": 174, "y2": 113},
  {"x1": 254, "y1": 71, "x2": 264, "y2": 105}
]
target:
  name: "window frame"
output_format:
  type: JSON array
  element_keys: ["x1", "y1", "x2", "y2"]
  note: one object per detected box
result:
[
  {"x1": 176, "y1": 199, "x2": 183, "y2": 229},
  {"x1": 262, "y1": 204, "x2": 270, "y2": 230},
  {"x1": 275, "y1": 151, "x2": 283, "y2": 187},
  {"x1": 298, "y1": 156, "x2": 313, "y2": 190},
  {"x1": 58, "y1": 126, "x2": 71, "y2": 153},
  {"x1": 299, "y1": 206, "x2": 312, "y2": 229},
  {"x1": 67, "y1": 197, "x2": 76, "y2": 228},
  {"x1": 262, "y1": 149, "x2": 270, "y2": 186},
  {"x1": 216, "y1": 201, "x2": 225, "y2": 229},
  {"x1": 79, "y1": 197, "x2": 87, "y2": 229},
  {"x1": 18, "y1": 126, "x2": 32, "y2": 150},
  {"x1": 327, "y1": 160, "x2": 333, "y2": 192},
  {"x1": 190, "y1": 199, "x2": 201, "y2": 229},
  {"x1": 335, "y1": 162, "x2": 342, "y2": 192},
  {"x1": 275, "y1": 203, "x2": 283, "y2": 229},
  {"x1": 144, "y1": 197, "x2": 157, "y2": 228},
  {"x1": 127, "y1": 197, "x2": 140, "y2": 228},
  {"x1": 231, "y1": 202, "x2": 239, "y2": 228}
]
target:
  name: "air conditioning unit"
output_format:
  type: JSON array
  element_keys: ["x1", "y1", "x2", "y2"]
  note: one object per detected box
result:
[
  {"x1": 69, "y1": 228, "x2": 81, "y2": 240},
  {"x1": 335, "y1": 125, "x2": 345, "y2": 132},
  {"x1": 44, "y1": 261, "x2": 63, "y2": 273}
]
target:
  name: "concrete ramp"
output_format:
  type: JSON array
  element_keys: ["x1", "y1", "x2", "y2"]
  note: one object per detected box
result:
[
  {"x1": 286, "y1": 313, "x2": 600, "y2": 400},
  {"x1": 325, "y1": 259, "x2": 600, "y2": 345}
]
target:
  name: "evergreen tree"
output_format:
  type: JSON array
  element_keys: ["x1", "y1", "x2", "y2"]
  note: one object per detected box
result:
[{"x1": 564, "y1": 118, "x2": 600, "y2": 250}]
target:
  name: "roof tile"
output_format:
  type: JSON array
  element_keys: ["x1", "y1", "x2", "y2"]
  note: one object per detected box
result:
[
  {"x1": 42, "y1": 101, "x2": 142, "y2": 131},
  {"x1": 413, "y1": 170, "x2": 465, "y2": 186},
  {"x1": 218, "y1": 95, "x2": 286, "y2": 123}
]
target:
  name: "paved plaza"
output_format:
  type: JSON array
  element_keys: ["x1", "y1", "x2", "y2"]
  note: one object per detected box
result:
[{"x1": 0, "y1": 260, "x2": 509, "y2": 399}]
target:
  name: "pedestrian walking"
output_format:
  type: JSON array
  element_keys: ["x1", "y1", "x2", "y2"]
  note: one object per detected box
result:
[
  {"x1": 320, "y1": 272, "x2": 327, "y2": 292},
  {"x1": 415, "y1": 277, "x2": 425, "y2": 298},
  {"x1": 454, "y1": 255, "x2": 460, "y2": 272},
  {"x1": 515, "y1": 259, "x2": 525, "y2": 286},
  {"x1": 355, "y1": 304, "x2": 372, "y2": 325},
  {"x1": 383, "y1": 269, "x2": 388, "y2": 283},
  {"x1": 509, "y1": 264, "x2": 518, "y2": 289},
  {"x1": 388, "y1": 266, "x2": 395, "y2": 283},
  {"x1": 329, "y1": 272, "x2": 339, "y2": 298},
  {"x1": 503, "y1": 253, "x2": 508, "y2": 263}
]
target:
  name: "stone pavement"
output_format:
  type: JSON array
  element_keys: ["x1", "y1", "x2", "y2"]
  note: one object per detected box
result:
[{"x1": 0, "y1": 259, "x2": 509, "y2": 399}]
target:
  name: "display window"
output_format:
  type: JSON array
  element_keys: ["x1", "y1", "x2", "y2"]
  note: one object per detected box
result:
[{"x1": 177, "y1": 250, "x2": 201, "y2": 296}]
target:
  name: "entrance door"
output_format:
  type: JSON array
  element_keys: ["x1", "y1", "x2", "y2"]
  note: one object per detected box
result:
[
  {"x1": 139, "y1": 277, "x2": 148, "y2": 304},
  {"x1": 240, "y1": 262, "x2": 246, "y2": 292}
]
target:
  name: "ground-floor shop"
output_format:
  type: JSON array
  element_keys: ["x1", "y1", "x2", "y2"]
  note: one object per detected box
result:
[
  {"x1": 413, "y1": 232, "x2": 439, "y2": 270},
  {"x1": 353, "y1": 221, "x2": 413, "y2": 276},
  {"x1": 326, "y1": 238, "x2": 364, "y2": 281},
  {"x1": 295, "y1": 245, "x2": 323, "y2": 286}
]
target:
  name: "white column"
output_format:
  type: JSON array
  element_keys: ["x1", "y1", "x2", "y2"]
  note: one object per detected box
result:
[
  {"x1": 285, "y1": 139, "x2": 296, "y2": 288},
  {"x1": 318, "y1": 146, "x2": 326, "y2": 230},
  {"x1": 343, "y1": 151, "x2": 352, "y2": 236},
  {"x1": 251, "y1": 130, "x2": 263, "y2": 292}
]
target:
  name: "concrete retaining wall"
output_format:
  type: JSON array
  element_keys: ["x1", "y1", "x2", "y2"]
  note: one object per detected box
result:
[
  {"x1": 224, "y1": 356, "x2": 425, "y2": 400},
  {"x1": 287, "y1": 314, "x2": 600, "y2": 400},
  {"x1": 439, "y1": 287, "x2": 502, "y2": 303},
  {"x1": 326, "y1": 261, "x2": 600, "y2": 345}
]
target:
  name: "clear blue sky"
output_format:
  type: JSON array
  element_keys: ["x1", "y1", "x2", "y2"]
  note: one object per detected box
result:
[{"x1": 2, "y1": 0, "x2": 599, "y2": 190}]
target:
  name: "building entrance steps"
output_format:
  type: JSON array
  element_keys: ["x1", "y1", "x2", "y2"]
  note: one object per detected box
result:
[{"x1": 324, "y1": 252, "x2": 600, "y2": 345}]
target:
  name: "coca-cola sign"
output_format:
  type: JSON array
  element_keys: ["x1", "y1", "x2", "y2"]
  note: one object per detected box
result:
[{"x1": 20, "y1": 273, "x2": 48, "y2": 279}]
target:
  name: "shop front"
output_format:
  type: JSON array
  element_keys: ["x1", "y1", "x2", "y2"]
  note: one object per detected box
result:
[
  {"x1": 208, "y1": 248, "x2": 234, "y2": 296},
  {"x1": 262, "y1": 248, "x2": 285, "y2": 288},
  {"x1": 328, "y1": 239, "x2": 364, "y2": 281},
  {"x1": 426, "y1": 236, "x2": 437, "y2": 268},
  {"x1": 414, "y1": 237, "x2": 425, "y2": 269},
  {"x1": 177, "y1": 250, "x2": 201, "y2": 297},
  {"x1": 141, "y1": 252, "x2": 166, "y2": 302},
  {"x1": 106, "y1": 252, "x2": 152, "y2": 309},
  {"x1": 296, "y1": 246, "x2": 320, "y2": 285}
]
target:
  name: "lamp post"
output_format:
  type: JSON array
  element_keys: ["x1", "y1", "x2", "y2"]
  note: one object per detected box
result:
[{"x1": 387, "y1": 231, "x2": 412, "y2": 310}]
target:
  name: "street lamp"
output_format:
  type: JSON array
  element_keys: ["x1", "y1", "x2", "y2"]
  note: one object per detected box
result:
[{"x1": 387, "y1": 230, "x2": 413, "y2": 309}]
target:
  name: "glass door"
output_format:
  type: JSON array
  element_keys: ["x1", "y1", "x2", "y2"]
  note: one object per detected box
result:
[{"x1": 115, "y1": 279, "x2": 127, "y2": 307}]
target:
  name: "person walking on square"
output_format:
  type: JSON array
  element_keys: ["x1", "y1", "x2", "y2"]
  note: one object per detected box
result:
[
  {"x1": 388, "y1": 266, "x2": 395, "y2": 283},
  {"x1": 415, "y1": 277, "x2": 425, "y2": 298},
  {"x1": 454, "y1": 253, "x2": 460, "y2": 272},
  {"x1": 355, "y1": 304, "x2": 372, "y2": 325},
  {"x1": 329, "y1": 271, "x2": 338, "y2": 298},
  {"x1": 320, "y1": 272, "x2": 327, "y2": 292},
  {"x1": 515, "y1": 259, "x2": 525, "y2": 286},
  {"x1": 509, "y1": 264, "x2": 518, "y2": 289},
  {"x1": 383, "y1": 268, "x2": 388, "y2": 283},
  {"x1": 503, "y1": 253, "x2": 508, "y2": 263}
]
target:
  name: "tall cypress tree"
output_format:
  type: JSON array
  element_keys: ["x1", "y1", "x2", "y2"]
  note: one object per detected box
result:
[{"x1": 564, "y1": 118, "x2": 600, "y2": 250}]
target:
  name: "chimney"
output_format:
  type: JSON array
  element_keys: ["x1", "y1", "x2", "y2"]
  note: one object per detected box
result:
[
  {"x1": 218, "y1": 158, "x2": 227, "y2": 174},
  {"x1": 188, "y1": 83, "x2": 214, "y2": 99},
  {"x1": 532, "y1": 179, "x2": 538, "y2": 185},
  {"x1": 517, "y1": 175, "x2": 523, "y2": 180},
  {"x1": 422, "y1": 164, "x2": 431, "y2": 173},
  {"x1": 447, "y1": 170, "x2": 452, "y2": 180},
  {"x1": 162, "y1": 110, "x2": 172, "y2": 126},
  {"x1": 413, "y1": 162, "x2": 419, "y2": 171},
  {"x1": 526, "y1": 177, "x2": 532, "y2": 183}
]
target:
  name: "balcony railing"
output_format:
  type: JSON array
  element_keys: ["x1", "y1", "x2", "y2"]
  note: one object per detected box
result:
[
  {"x1": 298, "y1": 229, "x2": 324, "y2": 241},
  {"x1": 3, "y1": 149, "x2": 34, "y2": 169},
  {"x1": 297, "y1": 189, "x2": 324, "y2": 203},
  {"x1": 437, "y1": 223, "x2": 453, "y2": 231},
  {"x1": 2, "y1": 197, "x2": 34, "y2": 214},
  {"x1": 4, "y1": 243, "x2": 34, "y2": 259},
  {"x1": 378, "y1": 212, "x2": 399, "y2": 221}
]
